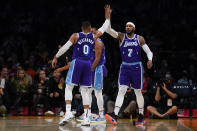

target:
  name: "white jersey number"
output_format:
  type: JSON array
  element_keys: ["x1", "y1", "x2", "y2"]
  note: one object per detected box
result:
[
  {"x1": 128, "y1": 49, "x2": 133, "y2": 57},
  {"x1": 83, "y1": 45, "x2": 89, "y2": 55}
]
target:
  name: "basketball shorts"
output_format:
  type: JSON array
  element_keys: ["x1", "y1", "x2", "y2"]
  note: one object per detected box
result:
[
  {"x1": 118, "y1": 62, "x2": 144, "y2": 90},
  {"x1": 66, "y1": 59, "x2": 92, "y2": 87}
]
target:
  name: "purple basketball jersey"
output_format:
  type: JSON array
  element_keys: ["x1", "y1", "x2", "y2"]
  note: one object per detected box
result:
[
  {"x1": 66, "y1": 32, "x2": 95, "y2": 87},
  {"x1": 72, "y1": 32, "x2": 95, "y2": 60},
  {"x1": 120, "y1": 34, "x2": 141, "y2": 63},
  {"x1": 91, "y1": 38, "x2": 106, "y2": 65}
]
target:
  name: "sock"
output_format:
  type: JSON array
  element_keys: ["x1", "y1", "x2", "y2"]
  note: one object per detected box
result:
[
  {"x1": 88, "y1": 109, "x2": 91, "y2": 117},
  {"x1": 66, "y1": 104, "x2": 71, "y2": 112},
  {"x1": 99, "y1": 111, "x2": 104, "y2": 118},
  {"x1": 139, "y1": 108, "x2": 144, "y2": 115},
  {"x1": 84, "y1": 109, "x2": 89, "y2": 118},
  {"x1": 114, "y1": 106, "x2": 120, "y2": 116}
]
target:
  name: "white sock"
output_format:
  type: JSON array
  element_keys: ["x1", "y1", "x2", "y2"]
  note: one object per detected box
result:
[
  {"x1": 134, "y1": 90, "x2": 144, "y2": 115},
  {"x1": 66, "y1": 104, "x2": 71, "y2": 112},
  {"x1": 88, "y1": 109, "x2": 91, "y2": 117},
  {"x1": 84, "y1": 109, "x2": 89, "y2": 118},
  {"x1": 99, "y1": 111, "x2": 104, "y2": 118},
  {"x1": 114, "y1": 106, "x2": 120, "y2": 116}
]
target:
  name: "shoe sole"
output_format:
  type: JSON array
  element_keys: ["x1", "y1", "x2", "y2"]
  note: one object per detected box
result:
[
  {"x1": 76, "y1": 119, "x2": 83, "y2": 122},
  {"x1": 59, "y1": 117, "x2": 74, "y2": 126},
  {"x1": 91, "y1": 120, "x2": 106, "y2": 124},
  {"x1": 136, "y1": 121, "x2": 145, "y2": 127},
  {"x1": 81, "y1": 124, "x2": 90, "y2": 126},
  {"x1": 105, "y1": 114, "x2": 117, "y2": 125},
  {"x1": 77, "y1": 119, "x2": 106, "y2": 124}
]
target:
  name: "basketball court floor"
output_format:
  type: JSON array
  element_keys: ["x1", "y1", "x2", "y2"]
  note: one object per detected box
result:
[{"x1": 0, "y1": 116, "x2": 196, "y2": 131}]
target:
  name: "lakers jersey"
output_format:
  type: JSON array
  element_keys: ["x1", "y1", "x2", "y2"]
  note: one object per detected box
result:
[
  {"x1": 72, "y1": 32, "x2": 95, "y2": 60},
  {"x1": 120, "y1": 34, "x2": 141, "y2": 63}
]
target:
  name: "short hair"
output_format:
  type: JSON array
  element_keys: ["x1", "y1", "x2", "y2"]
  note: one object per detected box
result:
[
  {"x1": 91, "y1": 27, "x2": 98, "y2": 30},
  {"x1": 82, "y1": 21, "x2": 91, "y2": 29}
]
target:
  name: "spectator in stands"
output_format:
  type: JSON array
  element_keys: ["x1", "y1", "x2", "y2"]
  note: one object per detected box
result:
[
  {"x1": 0, "y1": 67, "x2": 9, "y2": 116},
  {"x1": 32, "y1": 70, "x2": 51, "y2": 115},
  {"x1": 10, "y1": 68, "x2": 31, "y2": 115},
  {"x1": 47, "y1": 70, "x2": 65, "y2": 116},
  {"x1": 147, "y1": 78, "x2": 178, "y2": 119}
]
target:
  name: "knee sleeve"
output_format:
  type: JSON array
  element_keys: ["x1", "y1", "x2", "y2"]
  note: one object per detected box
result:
[
  {"x1": 118, "y1": 85, "x2": 128, "y2": 96},
  {"x1": 115, "y1": 85, "x2": 128, "y2": 107},
  {"x1": 80, "y1": 86, "x2": 90, "y2": 106},
  {"x1": 94, "y1": 89, "x2": 104, "y2": 111},
  {"x1": 134, "y1": 89, "x2": 144, "y2": 109},
  {"x1": 64, "y1": 84, "x2": 74, "y2": 101}
]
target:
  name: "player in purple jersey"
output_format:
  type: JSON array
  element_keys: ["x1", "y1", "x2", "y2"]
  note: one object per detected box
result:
[
  {"x1": 104, "y1": 20, "x2": 153, "y2": 125},
  {"x1": 52, "y1": 5, "x2": 112, "y2": 126}
]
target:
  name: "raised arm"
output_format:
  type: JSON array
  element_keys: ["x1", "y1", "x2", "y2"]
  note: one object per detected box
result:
[
  {"x1": 106, "y1": 24, "x2": 124, "y2": 44},
  {"x1": 139, "y1": 36, "x2": 153, "y2": 69},
  {"x1": 52, "y1": 33, "x2": 78, "y2": 68},
  {"x1": 91, "y1": 40, "x2": 103, "y2": 71},
  {"x1": 94, "y1": 5, "x2": 112, "y2": 40}
]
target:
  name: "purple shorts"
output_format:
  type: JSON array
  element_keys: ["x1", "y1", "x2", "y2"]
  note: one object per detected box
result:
[
  {"x1": 66, "y1": 59, "x2": 92, "y2": 87},
  {"x1": 118, "y1": 62, "x2": 144, "y2": 90}
]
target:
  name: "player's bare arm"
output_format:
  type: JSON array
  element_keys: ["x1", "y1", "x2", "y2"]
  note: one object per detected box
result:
[
  {"x1": 55, "y1": 62, "x2": 71, "y2": 73},
  {"x1": 91, "y1": 40, "x2": 103, "y2": 71},
  {"x1": 52, "y1": 33, "x2": 78, "y2": 68},
  {"x1": 139, "y1": 35, "x2": 153, "y2": 69}
]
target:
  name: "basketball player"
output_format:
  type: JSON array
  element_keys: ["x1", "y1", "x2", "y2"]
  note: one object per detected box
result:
[
  {"x1": 55, "y1": 27, "x2": 107, "y2": 123},
  {"x1": 52, "y1": 6, "x2": 112, "y2": 126},
  {"x1": 89, "y1": 27, "x2": 107, "y2": 123},
  {"x1": 104, "y1": 21, "x2": 153, "y2": 126},
  {"x1": 76, "y1": 27, "x2": 107, "y2": 123}
]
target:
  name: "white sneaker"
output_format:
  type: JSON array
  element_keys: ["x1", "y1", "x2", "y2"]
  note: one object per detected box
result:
[
  {"x1": 44, "y1": 110, "x2": 54, "y2": 116},
  {"x1": 81, "y1": 117, "x2": 90, "y2": 126},
  {"x1": 59, "y1": 111, "x2": 74, "y2": 126},
  {"x1": 59, "y1": 111, "x2": 64, "y2": 117}
]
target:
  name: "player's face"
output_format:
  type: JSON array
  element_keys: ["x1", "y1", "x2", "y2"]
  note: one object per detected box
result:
[
  {"x1": 91, "y1": 28, "x2": 97, "y2": 35},
  {"x1": 125, "y1": 24, "x2": 135, "y2": 34}
]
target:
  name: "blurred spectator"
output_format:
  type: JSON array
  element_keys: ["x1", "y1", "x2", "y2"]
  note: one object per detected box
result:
[
  {"x1": 46, "y1": 71, "x2": 65, "y2": 116},
  {"x1": 0, "y1": 67, "x2": 9, "y2": 116},
  {"x1": 10, "y1": 68, "x2": 31, "y2": 115},
  {"x1": 25, "y1": 56, "x2": 36, "y2": 81},
  {"x1": 32, "y1": 70, "x2": 50, "y2": 115}
]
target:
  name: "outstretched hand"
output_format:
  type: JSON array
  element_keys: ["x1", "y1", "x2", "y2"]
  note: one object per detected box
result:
[
  {"x1": 104, "y1": 5, "x2": 112, "y2": 19},
  {"x1": 52, "y1": 57, "x2": 57, "y2": 68}
]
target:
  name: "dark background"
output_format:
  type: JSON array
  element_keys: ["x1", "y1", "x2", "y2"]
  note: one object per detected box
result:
[{"x1": 0, "y1": 0, "x2": 197, "y2": 82}]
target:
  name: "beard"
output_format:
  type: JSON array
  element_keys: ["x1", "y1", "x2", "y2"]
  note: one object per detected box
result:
[{"x1": 126, "y1": 30, "x2": 134, "y2": 35}]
